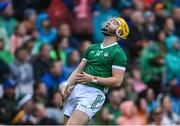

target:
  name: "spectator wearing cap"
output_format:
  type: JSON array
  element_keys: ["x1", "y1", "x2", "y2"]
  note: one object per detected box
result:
[
  {"x1": 0, "y1": 79, "x2": 17, "y2": 124},
  {"x1": 93, "y1": 0, "x2": 119, "y2": 43},
  {"x1": 12, "y1": 94, "x2": 36, "y2": 124},
  {"x1": 0, "y1": 2, "x2": 17, "y2": 37},
  {"x1": 36, "y1": 13, "x2": 57, "y2": 44},
  {"x1": 10, "y1": 47, "x2": 34, "y2": 96},
  {"x1": 0, "y1": 38, "x2": 14, "y2": 64}
]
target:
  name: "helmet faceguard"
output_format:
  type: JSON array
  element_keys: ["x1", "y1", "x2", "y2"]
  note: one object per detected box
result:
[{"x1": 101, "y1": 17, "x2": 129, "y2": 39}]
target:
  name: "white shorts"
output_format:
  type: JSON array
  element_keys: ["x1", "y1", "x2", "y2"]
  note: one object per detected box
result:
[{"x1": 64, "y1": 84, "x2": 106, "y2": 120}]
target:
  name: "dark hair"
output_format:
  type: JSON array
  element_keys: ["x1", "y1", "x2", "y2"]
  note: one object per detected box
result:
[
  {"x1": 39, "y1": 43, "x2": 49, "y2": 52},
  {"x1": 33, "y1": 81, "x2": 44, "y2": 91},
  {"x1": 14, "y1": 47, "x2": 26, "y2": 58},
  {"x1": 52, "y1": 36, "x2": 65, "y2": 60}
]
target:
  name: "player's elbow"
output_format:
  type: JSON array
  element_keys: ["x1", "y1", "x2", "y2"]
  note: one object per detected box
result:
[{"x1": 113, "y1": 79, "x2": 122, "y2": 87}]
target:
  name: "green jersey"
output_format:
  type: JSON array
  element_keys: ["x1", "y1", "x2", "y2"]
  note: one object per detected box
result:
[{"x1": 83, "y1": 42, "x2": 127, "y2": 92}]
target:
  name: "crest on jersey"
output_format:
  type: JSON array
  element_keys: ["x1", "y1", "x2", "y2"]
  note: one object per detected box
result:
[{"x1": 104, "y1": 52, "x2": 109, "y2": 57}]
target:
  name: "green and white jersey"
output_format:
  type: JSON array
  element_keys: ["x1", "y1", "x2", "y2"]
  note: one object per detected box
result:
[{"x1": 82, "y1": 42, "x2": 127, "y2": 92}]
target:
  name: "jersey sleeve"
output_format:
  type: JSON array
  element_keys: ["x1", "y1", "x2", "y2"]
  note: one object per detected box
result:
[
  {"x1": 112, "y1": 49, "x2": 127, "y2": 71},
  {"x1": 82, "y1": 45, "x2": 92, "y2": 61}
]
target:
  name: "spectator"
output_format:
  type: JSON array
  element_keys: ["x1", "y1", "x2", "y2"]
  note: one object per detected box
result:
[
  {"x1": 164, "y1": 17, "x2": 175, "y2": 36},
  {"x1": 33, "y1": 81, "x2": 48, "y2": 105},
  {"x1": 144, "y1": 11, "x2": 158, "y2": 40},
  {"x1": 36, "y1": 13, "x2": 57, "y2": 44},
  {"x1": 0, "y1": 2, "x2": 17, "y2": 37},
  {"x1": 10, "y1": 23, "x2": 27, "y2": 54},
  {"x1": 140, "y1": 30, "x2": 166, "y2": 93},
  {"x1": 31, "y1": 44, "x2": 53, "y2": 81},
  {"x1": 160, "y1": 95, "x2": 180, "y2": 125},
  {"x1": 165, "y1": 35, "x2": 180, "y2": 85},
  {"x1": 124, "y1": 79, "x2": 138, "y2": 100},
  {"x1": 23, "y1": 9, "x2": 37, "y2": 35},
  {"x1": 0, "y1": 79, "x2": 17, "y2": 124},
  {"x1": 0, "y1": 25, "x2": 9, "y2": 50},
  {"x1": 146, "y1": 88, "x2": 157, "y2": 113},
  {"x1": 47, "y1": 0, "x2": 72, "y2": 27},
  {"x1": 154, "y1": 2, "x2": 168, "y2": 30},
  {"x1": 10, "y1": 47, "x2": 34, "y2": 96},
  {"x1": 148, "y1": 107, "x2": 163, "y2": 125},
  {"x1": 22, "y1": 36, "x2": 36, "y2": 58},
  {"x1": 172, "y1": 7, "x2": 180, "y2": 37},
  {"x1": 34, "y1": 103, "x2": 58, "y2": 124},
  {"x1": 0, "y1": 59, "x2": 10, "y2": 83},
  {"x1": 72, "y1": 0, "x2": 93, "y2": 36},
  {"x1": 41, "y1": 60, "x2": 65, "y2": 93},
  {"x1": 119, "y1": 2, "x2": 133, "y2": 28},
  {"x1": 63, "y1": 50, "x2": 80, "y2": 79},
  {"x1": 129, "y1": 67, "x2": 147, "y2": 93},
  {"x1": 46, "y1": 91, "x2": 64, "y2": 124},
  {"x1": 93, "y1": 0, "x2": 119, "y2": 43},
  {"x1": 135, "y1": 97, "x2": 148, "y2": 125},
  {"x1": 50, "y1": 37, "x2": 71, "y2": 64},
  {"x1": 116, "y1": 100, "x2": 142, "y2": 125},
  {"x1": 102, "y1": 89, "x2": 123, "y2": 125},
  {"x1": 58, "y1": 23, "x2": 79, "y2": 48},
  {"x1": 12, "y1": 94, "x2": 36, "y2": 124},
  {"x1": 0, "y1": 38, "x2": 14, "y2": 64},
  {"x1": 126, "y1": 10, "x2": 146, "y2": 62}
]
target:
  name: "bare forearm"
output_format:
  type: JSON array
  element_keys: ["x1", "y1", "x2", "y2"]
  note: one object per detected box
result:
[
  {"x1": 66, "y1": 69, "x2": 81, "y2": 86},
  {"x1": 96, "y1": 76, "x2": 124, "y2": 87}
]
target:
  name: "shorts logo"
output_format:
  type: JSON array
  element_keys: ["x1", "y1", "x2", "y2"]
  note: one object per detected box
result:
[{"x1": 104, "y1": 52, "x2": 109, "y2": 57}]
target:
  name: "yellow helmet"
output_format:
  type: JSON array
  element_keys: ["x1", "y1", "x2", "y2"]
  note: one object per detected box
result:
[{"x1": 101, "y1": 17, "x2": 129, "y2": 39}]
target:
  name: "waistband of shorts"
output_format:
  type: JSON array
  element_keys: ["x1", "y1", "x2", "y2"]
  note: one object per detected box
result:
[{"x1": 82, "y1": 83, "x2": 108, "y2": 94}]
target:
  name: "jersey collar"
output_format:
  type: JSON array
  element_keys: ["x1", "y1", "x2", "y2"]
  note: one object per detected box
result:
[{"x1": 100, "y1": 42, "x2": 118, "y2": 49}]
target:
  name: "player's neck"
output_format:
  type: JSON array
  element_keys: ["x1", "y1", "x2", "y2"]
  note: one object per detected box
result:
[{"x1": 102, "y1": 36, "x2": 117, "y2": 47}]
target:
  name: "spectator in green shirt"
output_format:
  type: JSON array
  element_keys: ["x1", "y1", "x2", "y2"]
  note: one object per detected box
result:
[{"x1": 0, "y1": 38, "x2": 14, "y2": 64}]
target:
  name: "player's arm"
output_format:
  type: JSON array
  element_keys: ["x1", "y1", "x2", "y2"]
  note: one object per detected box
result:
[
  {"x1": 94, "y1": 68, "x2": 125, "y2": 87},
  {"x1": 60, "y1": 59, "x2": 87, "y2": 96},
  {"x1": 77, "y1": 68, "x2": 125, "y2": 87},
  {"x1": 77, "y1": 49, "x2": 127, "y2": 88}
]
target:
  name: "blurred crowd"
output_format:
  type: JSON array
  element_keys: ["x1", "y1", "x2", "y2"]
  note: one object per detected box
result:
[{"x1": 0, "y1": 0, "x2": 180, "y2": 125}]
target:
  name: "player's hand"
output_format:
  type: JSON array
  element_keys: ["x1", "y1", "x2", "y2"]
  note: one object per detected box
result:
[
  {"x1": 60, "y1": 85, "x2": 74, "y2": 98},
  {"x1": 76, "y1": 72, "x2": 92, "y2": 84}
]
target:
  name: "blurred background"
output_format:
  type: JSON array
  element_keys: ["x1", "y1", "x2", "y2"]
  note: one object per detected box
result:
[{"x1": 0, "y1": 0, "x2": 180, "y2": 125}]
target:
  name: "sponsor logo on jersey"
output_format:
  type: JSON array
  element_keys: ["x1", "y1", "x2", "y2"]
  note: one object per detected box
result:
[{"x1": 104, "y1": 52, "x2": 109, "y2": 57}]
